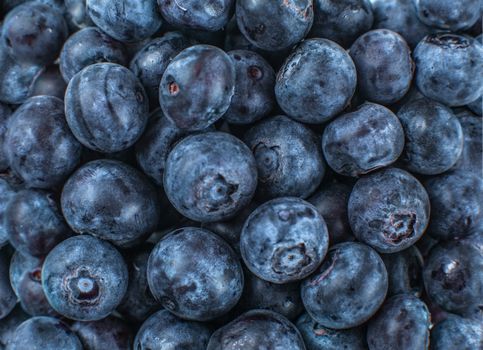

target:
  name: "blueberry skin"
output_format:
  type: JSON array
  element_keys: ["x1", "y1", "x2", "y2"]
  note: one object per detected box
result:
[
  {"x1": 0, "y1": 179, "x2": 16, "y2": 247},
  {"x1": 349, "y1": 29, "x2": 414, "y2": 105},
  {"x1": 367, "y1": 294, "x2": 430, "y2": 350},
  {"x1": 452, "y1": 111, "x2": 482, "y2": 177},
  {"x1": 430, "y1": 315, "x2": 483, "y2": 350},
  {"x1": 244, "y1": 115, "x2": 325, "y2": 200},
  {"x1": 71, "y1": 316, "x2": 133, "y2": 350},
  {"x1": 322, "y1": 103, "x2": 405, "y2": 177},
  {"x1": 348, "y1": 168, "x2": 430, "y2": 253},
  {"x1": 381, "y1": 246, "x2": 424, "y2": 297},
  {"x1": 64, "y1": 0, "x2": 94, "y2": 31},
  {"x1": 241, "y1": 197, "x2": 329, "y2": 284},
  {"x1": 42, "y1": 235, "x2": 128, "y2": 321},
  {"x1": 301, "y1": 242, "x2": 388, "y2": 329},
  {"x1": 130, "y1": 32, "x2": 194, "y2": 107},
  {"x1": 236, "y1": 0, "x2": 313, "y2": 51},
  {"x1": 3, "y1": 96, "x2": 82, "y2": 189},
  {"x1": 60, "y1": 27, "x2": 128, "y2": 83},
  {"x1": 275, "y1": 38, "x2": 357, "y2": 124},
  {"x1": 0, "y1": 306, "x2": 29, "y2": 348},
  {"x1": 1, "y1": 2, "x2": 68, "y2": 65},
  {"x1": 5, "y1": 190, "x2": 72, "y2": 257},
  {"x1": 424, "y1": 171, "x2": 482, "y2": 241},
  {"x1": 61, "y1": 159, "x2": 160, "y2": 247},
  {"x1": 414, "y1": 34, "x2": 483, "y2": 107},
  {"x1": 467, "y1": 96, "x2": 482, "y2": 116},
  {"x1": 147, "y1": 227, "x2": 243, "y2": 321},
  {"x1": 159, "y1": 45, "x2": 235, "y2": 131},
  {"x1": 86, "y1": 0, "x2": 162, "y2": 42},
  {"x1": 0, "y1": 250, "x2": 16, "y2": 320},
  {"x1": 65, "y1": 63, "x2": 149, "y2": 153},
  {"x1": 307, "y1": 179, "x2": 354, "y2": 245},
  {"x1": 9, "y1": 252, "x2": 56, "y2": 316},
  {"x1": 310, "y1": 0, "x2": 374, "y2": 48},
  {"x1": 371, "y1": 0, "x2": 433, "y2": 48},
  {"x1": 134, "y1": 309, "x2": 212, "y2": 350},
  {"x1": 157, "y1": 0, "x2": 234, "y2": 31},
  {"x1": 423, "y1": 233, "x2": 483, "y2": 315},
  {"x1": 6, "y1": 316, "x2": 82, "y2": 350},
  {"x1": 397, "y1": 98, "x2": 464, "y2": 175},
  {"x1": 163, "y1": 132, "x2": 257, "y2": 222},
  {"x1": 208, "y1": 309, "x2": 305, "y2": 350},
  {"x1": 117, "y1": 250, "x2": 159, "y2": 323},
  {"x1": 296, "y1": 313, "x2": 367, "y2": 350},
  {"x1": 224, "y1": 50, "x2": 275, "y2": 125},
  {"x1": 413, "y1": 0, "x2": 480, "y2": 32},
  {"x1": 0, "y1": 103, "x2": 12, "y2": 172},
  {"x1": 29, "y1": 65, "x2": 66, "y2": 100}
]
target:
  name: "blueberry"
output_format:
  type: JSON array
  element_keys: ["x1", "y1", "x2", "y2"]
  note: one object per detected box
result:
[
  {"x1": 208, "y1": 309, "x2": 305, "y2": 349},
  {"x1": 310, "y1": 0, "x2": 374, "y2": 48},
  {"x1": 0, "y1": 179, "x2": 16, "y2": 247},
  {"x1": 413, "y1": 0, "x2": 481, "y2": 31},
  {"x1": 71, "y1": 315, "x2": 133, "y2": 350},
  {"x1": 3, "y1": 96, "x2": 82, "y2": 189},
  {"x1": 1, "y1": 2, "x2": 68, "y2": 65},
  {"x1": 467, "y1": 96, "x2": 482, "y2": 117},
  {"x1": 397, "y1": 98, "x2": 464, "y2": 175},
  {"x1": 5, "y1": 189, "x2": 72, "y2": 257},
  {"x1": 42, "y1": 235, "x2": 128, "y2": 321},
  {"x1": 348, "y1": 168, "x2": 430, "y2": 253},
  {"x1": 371, "y1": 0, "x2": 433, "y2": 48},
  {"x1": 9, "y1": 252, "x2": 56, "y2": 316},
  {"x1": 60, "y1": 27, "x2": 128, "y2": 83},
  {"x1": 65, "y1": 63, "x2": 149, "y2": 153},
  {"x1": 29, "y1": 65, "x2": 66, "y2": 100},
  {"x1": 7, "y1": 316, "x2": 82, "y2": 350},
  {"x1": 244, "y1": 115, "x2": 325, "y2": 200},
  {"x1": 159, "y1": 45, "x2": 235, "y2": 131},
  {"x1": 307, "y1": 179, "x2": 355, "y2": 245},
  {"x1": 322, "y1": 103, "x2": 405, "y2": 177},
  {"x1": 350, "y1": 29, "x2": 414, "y2": 105},
  {"x1": 301, "y1": 242, "x2": 388, "y2": 329},
  {"x1": 0, "y1": 306, "x2": 29, "y2": 348},
  {"x1": 367, "y1": 294, "x2": 430, "y2": 350},
  {"x1": 452, "y1": 110, "x2": 482, "y2": 178},
  {"x1": 163, "y1": 132, "x2": 257, "y2": 222},
  {"x1": 424, "y1": 171, "x2": 482, "y2": 241},
  {"x1": 381, "y1": 246, "x2": 424, "y2": 297},
  {"x1": 236, "y1": 0, "x2": 313, "y2": 51},
  {"x1": 86, "y1": 0, "x2": 162, "y2": 42},
  {"x1": 240, "y1": 197, "x2": 329, "y2": 284},
  {"x1": 64, "y1": 0, "x2": 94, "y2": 31},
  {"x1": 430, "y1": 315, "x2": 483, "y2": 350},
  {"x1": 0, "y1": 103, "x2": 12, "y2": 172},
  {"x1": 296, "y1": 312, "x2": 367, "y2": 350},
  {"x1": 275, "y1": 38, "x2": 357, "y2": 124},
  {"x1": 414, "y1": 33, "x2": 483, "y2": 107},
  {"x1": 0, "y1": 250, "x2": 16, "y2": 320},
  {"x1": 130, "y1": 32, "x2": 194, "y2": 108},
  {"x1": 147, "y1": 227, "x2": 243, "y2": 321},
  {"x1": 224, "y1": 50, "x2": 275, "y2": 124},
  {"x1": 61, "y1": 159, "x2": 160, "y2": 247},
  {"x1": 423, "y1": 233, "x2": 482, "y2": 315},
  {"x1": 134, "y1": 309, "x2": 212, "y2": 349},
  {"x1": 157, "y1": 0, "x2": 234, "y2": 31}
]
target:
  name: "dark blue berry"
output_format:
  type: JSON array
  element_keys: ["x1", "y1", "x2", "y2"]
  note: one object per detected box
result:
[
  {"x1": 0, "y1": 249, "x2": 16, "y2": 320},
  {"x1": 413, "y1": 0, "x2": 481, "y2": 31},
  {"x1": 29, "y1": 65, "x2": 66, "y2": 100},
  {"x1": 0, "y1": 103, "x2": 12, "y2": 172},
  {"x1": 0, "y1": 179, "x2": 16, "y2": 247},
  {"x1": 430, "y1": 315, "x2": 483, "y2": 350},
  {"x1": 0, "y1": 306, "x2": 29, "y2": 348},
  {"x1": 452, "y1": 110, "x2": 482, "y2": 177}
]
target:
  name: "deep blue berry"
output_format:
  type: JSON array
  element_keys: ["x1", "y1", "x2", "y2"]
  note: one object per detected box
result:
[
  {"x1": 0, "y1": 306, "x2": 29, "y2": 348},
  {"x1": 413, "y1": 0, "x2": 481, "y2": 31},
  {"x1": 0, "y1": 103, "x2": 11, "y2": 172},
  {"x1": 452, "y1": 110, "x2": 482, "y2": 178},
  {"x1": 0, "y1": 249, "x2": 16, "y2": 320},
  {"x1": 430, "y1": 315, "x2": 483, "y2": 350},
  {"x1": 0, "y1": 179, "x2": 16, "y2": 247},
  {"x1": 29, "y1": 65, "x2": 66, "y2": 100}
]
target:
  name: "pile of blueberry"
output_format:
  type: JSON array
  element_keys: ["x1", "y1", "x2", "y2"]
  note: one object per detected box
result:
[{"x1": 0, "y1": 0, "x2": 482, "y2": 349}]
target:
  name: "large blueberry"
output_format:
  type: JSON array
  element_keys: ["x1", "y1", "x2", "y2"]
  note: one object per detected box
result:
[
  {"x1": 350, "y1": 29, "x2": 414, "y2": 105},
  {"x1": 147, "y1": 227, "x2": 243, "y2": 321},
  {"x1": 71, "y1": 316, "x2": 133, "y2": 350},
  {"x1": 0, "y1": 104, "x2": 11, "y2": 172},
  {"x1": 86, "y1": 0, "x2": 162, "y2": 42},
  {"x1": 61, "y1": 159, "x2": 160, "y2": 247},
  {"x1": 322, "y1": 103, "x2": 404, "y2": 177},
  {"x1": 244, "y1": 115, "x2": 325, "y2": 200},
  {"x1": 397, "y1": 98, "x2": 463, "y2": 175},
  {"x1": 134, "y1": 309, "x2": 212, "y2": 349},
  {"x1": 163, "y1": 132, "x2": 257, "y2": 222},
  {"x1": 301, "y1": 242, "x2": 388, "y2": 329},
  {"x1": 42, "y1": 235, "x2": 128, "y2": 321},
  {"x1": 414, "y1": 33, "x2": 483, "y2": 106},
  {"x1": 65, "y1": 63, "x2": 149, "y2": 153},
  {"x1": 207, "y1": 310, "x2": 305, "y2": 350},
  {"x1": 430, "y1": 315, "x2": 483, "y2": 350},
  {"x1": 3, "y1": 96, "x2": 81, "y2": 189},
  {"x1": 241, "y1": 197, "x2": 329, "y2": 284},
  {"x1": 159, "y1": 45, "x2": 235, "y2": 131},
  {"x1": 275, "y1": 38, "x2": 357, "y2": 123},
  {"x1": 0, "y1": 249, "x2": 16, "y2": 320},
  {"x1": 452, "y1": 111, "x2": 482, "y2": 177},
  {"x1": 413, "y1": 0, "x2": 481, "y2": 31}
]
